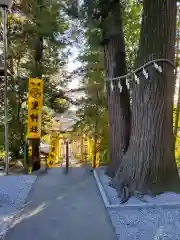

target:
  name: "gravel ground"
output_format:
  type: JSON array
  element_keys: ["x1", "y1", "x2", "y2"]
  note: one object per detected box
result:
[
  {"x1": 97, "y1": 167, "x2": 180, "y2": 240},
  {"x1": 109, "y1": 207, "x2": 180, "y2": 240},
  {"x1": 0, "y1": 175, "x2": 37, "y2": 238},
  {"x1": 97, "y1": 168, "x2": 180, "y2": 205}
]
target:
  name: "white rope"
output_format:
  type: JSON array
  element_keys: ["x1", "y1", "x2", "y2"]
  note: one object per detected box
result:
[{"x1": 106, "y1": 58, "x2": 175, "y2": 82}]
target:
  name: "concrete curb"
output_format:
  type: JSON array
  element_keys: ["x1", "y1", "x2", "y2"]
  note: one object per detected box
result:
[
  {"x1": 93, "y1": 169, "x2": 110, "y2": 207},
  {"x1": 93, "y1": 169, "x2": 180, "y2": 209},
  {"x1": 93, "y1": 169, "x2": 120, "y2": 240}
]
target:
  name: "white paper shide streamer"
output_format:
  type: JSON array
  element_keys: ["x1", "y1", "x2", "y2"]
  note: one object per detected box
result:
[
  {"x1": 126, "y1": 78, "x2": 130, "y2": 89},
  {"x1": 134, "y1": 74, "x2": 140, "y2": 84},
  {"x1": 118, "y1": 80, "x2": 122, "y2": 92},
  {"x1": 143, "y1": 68, "x2": 148, "y2": 79},
  {"x1": 154, "y1": 62, "x2": 162, "y2": 73},
  {"x1": 111, "y1": 81, "x2": 114, "y2": 91},
  {"x1": 107, "y1": 60, "x2": 165, "y2": 90}
]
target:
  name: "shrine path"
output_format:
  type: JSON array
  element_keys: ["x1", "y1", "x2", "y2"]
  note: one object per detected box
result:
[{"x1": 5, "y1": 165, "x2": 116, "y2": 240}]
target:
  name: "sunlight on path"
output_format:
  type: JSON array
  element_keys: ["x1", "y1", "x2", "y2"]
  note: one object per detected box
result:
[{"x1": 5, "y1": 166, "x2": 116, "y2": 240}]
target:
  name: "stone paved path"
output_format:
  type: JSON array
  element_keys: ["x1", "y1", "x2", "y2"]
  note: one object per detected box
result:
[{"x1": 5, "y1": 166, "x2": 116, "y2": 240}]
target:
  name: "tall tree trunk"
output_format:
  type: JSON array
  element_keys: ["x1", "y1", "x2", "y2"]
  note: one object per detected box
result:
[
  {"x1": 31, "y1": 36, "x2": 43, "y2": 171},
  {"x1": 100, "y1": 0, "x2": 131, "y2": 177},
  {"x1": 174, "y1": 7, "x2": 180, "y2": 143},
  {"x1": 114, "y1": 0, "x2": 180, "y2": 195}
]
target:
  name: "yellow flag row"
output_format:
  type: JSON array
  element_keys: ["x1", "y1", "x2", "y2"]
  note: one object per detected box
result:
[{"x1": 87, "y1": 138, "x2": 100, "y2": 168}]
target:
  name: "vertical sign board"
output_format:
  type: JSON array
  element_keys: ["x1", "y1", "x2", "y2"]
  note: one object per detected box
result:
[
  {"x1": 27, "y1": 78, "x2": 43, "y2": 139},
  {"x1": 55, "y1": 135, "x2": 60, "y2": 164},
  {"x1": 87, "y1": 138, "x2": 99, "y2": 168},
  {"x1": 60, "y1": 139, "x2": 64, "y2": 160},
  {"x1": 47, "y1": 133, "x2": 59, "y2": 168}
]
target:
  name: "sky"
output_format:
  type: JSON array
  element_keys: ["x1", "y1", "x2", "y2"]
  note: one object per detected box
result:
[
  {"x1": 66, "y1": 46, "x2": 82, "y2": 111},
  {"x1": 67, "y1": 47, "x2": 81, "y2": 90}
]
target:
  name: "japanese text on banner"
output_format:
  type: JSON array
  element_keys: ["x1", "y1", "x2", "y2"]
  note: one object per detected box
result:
[{"x1": 27, "y1": 78, "x2": 43, "y2": 139}]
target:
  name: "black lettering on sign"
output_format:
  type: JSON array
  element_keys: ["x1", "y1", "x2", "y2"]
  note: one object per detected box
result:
[
  {"x1": 30, "y1": 113, "x2": 39, "y2": 122},
  {"x1": 51, "y1": 147, "x2": 55, "y2": 152},
  {"x1": 30, "y1": 126, "x2": 38, "y2": 133},
  {"x1": 31, "y1": 101, "x2": 39, "y2": 110},
  {"x1": 30, "y1": 81, "x2": 41, "y2": 87},
  {"x1": 30, "y1": 88, "x2": 41, "y2": 99}
]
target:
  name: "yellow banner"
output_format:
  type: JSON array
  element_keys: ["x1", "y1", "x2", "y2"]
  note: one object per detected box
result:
[
  {"x1": 27, "y1": 78, "x2": 44, "y2": 139},
  {"x1": 47, "y1": 133, "x2": 59, "y2": 168}
]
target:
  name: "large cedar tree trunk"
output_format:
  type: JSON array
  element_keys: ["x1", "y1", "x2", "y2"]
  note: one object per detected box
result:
[
  {"x1": 100, "y1": 0, "x2": 131, "y2": 177},
  {"x1": 114, "y1": 0, "x2": 180, "y2": 195},
  {"x1": 174, "y1": 7, "x2": 180, "y2": 143},
  {"x1": 31, "y1": 36, "x2": 43, "y2": 171}
]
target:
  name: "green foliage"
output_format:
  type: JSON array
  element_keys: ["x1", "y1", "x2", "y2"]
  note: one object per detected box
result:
[
  {"x1": 41, "y1": 106, "x2": 54, "y2": 136},
  {"x1": 0, "y1": 0, "x2": 72, "y2": 157},
  {"x1": 74, "y1": 152, "x2": 81, "y2": 161},
  {"x1": 173, "y1": 106, "x2": 180, "y2": 166},
  {"x1": 175, "y1": 137, "x2": 180, "y2": 167},
  {"x1": 100, "y1": 149, "x2": 110, "y2": 166},
  {"x1": 72, "y1": 0, "x2": 142, "y2": 166},
  {"x1": 41, "y1": 135, "x2": 51, "y2": 144},
  {"x1": 123, "y1": 1, "x2": 142, "y2": 70},
  {"x1": 0, "y1": 150, "x2": 6, "y2": 161}
]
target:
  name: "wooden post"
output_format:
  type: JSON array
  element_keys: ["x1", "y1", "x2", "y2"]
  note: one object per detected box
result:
[
  {"x1": 80, "y1": 128, "x2": 84, "y2": 162},
  {"x1": 65, "y1": 140, "x2": 69, "y2": 173}
]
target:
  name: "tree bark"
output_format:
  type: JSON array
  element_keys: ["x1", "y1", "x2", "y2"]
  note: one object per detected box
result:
[
  {"x1": 114, "y1": 0, "x2": 180, "y2": 196},
  {"x1": 174, "y1": 7, "x2": 180, "y2": 143},
  {"x1": 31, "y1": 36, "x2": 43, "y2": 171},
  {"x1": 100, "y1": 0, "x2": 131, "y2": 177}
]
